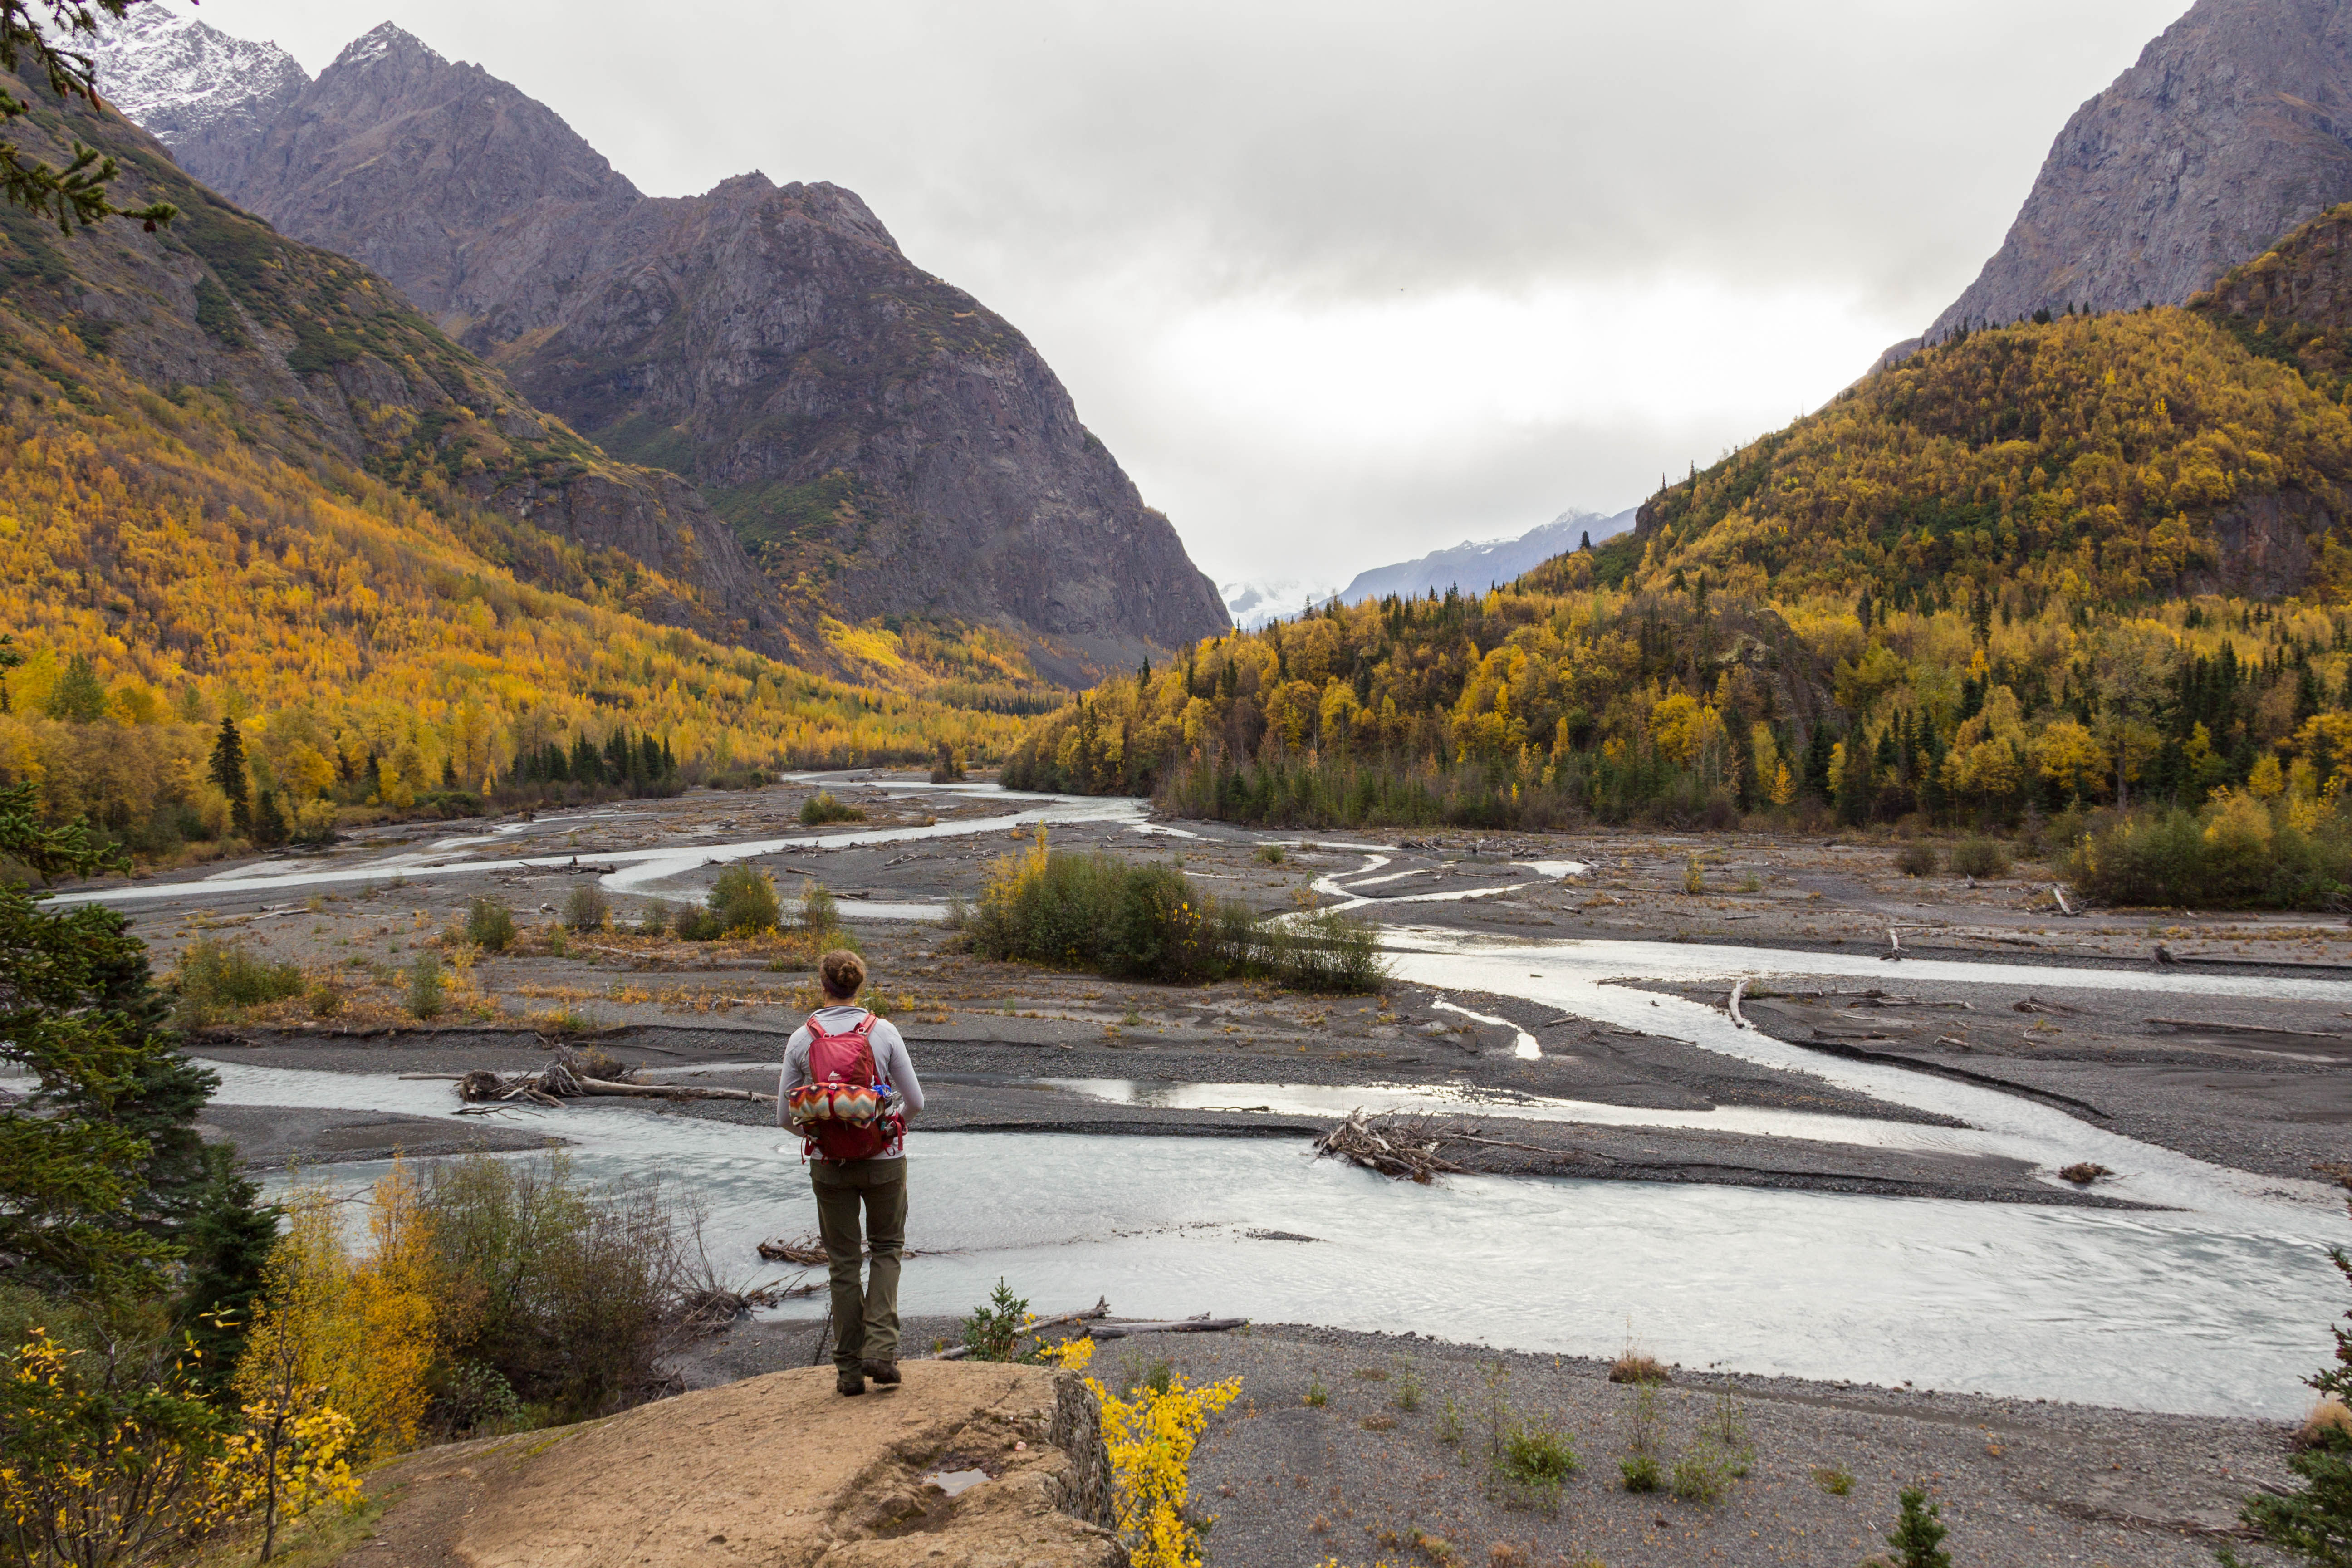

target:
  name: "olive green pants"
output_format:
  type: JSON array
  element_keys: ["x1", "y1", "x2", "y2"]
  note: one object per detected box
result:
[{"x1": 810, "y1": 1157, "x2": 907, "y2": 1368}]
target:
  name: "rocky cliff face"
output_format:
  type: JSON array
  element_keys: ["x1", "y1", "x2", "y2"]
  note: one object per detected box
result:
[
  {"x1": 1931, "y1": 0, "x2": 2352, "y2": 337},
  {"x1": 104, "y1": 20, "x2": 1228, "y2": 658}
]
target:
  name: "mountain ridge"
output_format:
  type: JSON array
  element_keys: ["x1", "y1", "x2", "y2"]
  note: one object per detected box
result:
[
  {"x1": 96, "y1": 11, "x2": 1228, "y2": 667},
  {"x1": 1930, "y1": 0, "x2": 2352, "y2": 338}
]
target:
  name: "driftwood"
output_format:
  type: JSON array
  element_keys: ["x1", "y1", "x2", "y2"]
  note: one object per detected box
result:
[
  {"x1": 1313, "y1": 1110, "x2": 1465, "y2": 1184},
  {"x1": 1726, "y1": 978, "x2": 1750, "y2": 1029},
  {"x1": 456, "y1": 1044, "x2": 774, "y2": 1108},
  {"x1": 2052, "y1": 884, "x2": 2081, "y2": 916},
  {"x1": 757, "y1": 1233, "x2": 827, "y2": 1265},
  {"x1": 1089, "y1": 1317, "x2": 1248, "y2": 1340}
]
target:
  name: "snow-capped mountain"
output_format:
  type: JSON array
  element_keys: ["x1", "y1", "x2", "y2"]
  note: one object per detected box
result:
[
  {"x1": 1221, "y1": 577, "x2": 1338, "y2": 631},
  {"x1": 1335, "y1": 506, "x2": 1637, "y2": 605},
  {"x1": 90, "y1": 4, "x2": 306, "y2": 189}
]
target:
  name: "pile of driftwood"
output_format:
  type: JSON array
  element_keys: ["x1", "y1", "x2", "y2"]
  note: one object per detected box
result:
[
  {"x1": 1313, "y1": 1110, "x2": 1464, "y2": 1183},
  {"x1": 452, "y1": 1044, "x2": 774, "y2": 1109}
]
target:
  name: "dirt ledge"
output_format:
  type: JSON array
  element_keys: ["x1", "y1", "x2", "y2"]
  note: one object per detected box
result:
[{"x1": 340, "y1": 1362, "x2": 1120, "y2": 1568}]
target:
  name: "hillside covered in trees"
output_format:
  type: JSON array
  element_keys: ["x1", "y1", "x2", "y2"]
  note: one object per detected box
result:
[
  {"x1": 1009, "y1": 298, "x2": 2352, "y2": 847},
  {"x1": 0, "y1": 71, "x2": 1025, "y2": 859}
]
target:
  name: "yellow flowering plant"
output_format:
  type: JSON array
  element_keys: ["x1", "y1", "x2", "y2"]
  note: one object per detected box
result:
[{"x1": 1086, "y1": 1365, "x2": 1242, "y2": 1568}]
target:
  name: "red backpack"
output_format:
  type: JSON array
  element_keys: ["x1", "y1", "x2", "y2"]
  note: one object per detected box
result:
[{"x1": 793, "y1": 1011, "x2": 902, "y2": 1164}]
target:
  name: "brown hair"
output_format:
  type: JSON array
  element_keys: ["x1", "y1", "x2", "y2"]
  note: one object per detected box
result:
[{"x1": 818, "y1": 949, "x2": 867, "y2": 1000}]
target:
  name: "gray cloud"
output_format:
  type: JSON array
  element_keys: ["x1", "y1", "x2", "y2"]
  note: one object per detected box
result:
[{"x1": 197, "y1": 0, "x2": 2191, "y2": 582}]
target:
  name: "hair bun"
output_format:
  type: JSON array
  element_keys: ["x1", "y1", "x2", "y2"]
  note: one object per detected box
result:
[{"x1": 819, "y1": 948, "x2": 867, "y2": 998}]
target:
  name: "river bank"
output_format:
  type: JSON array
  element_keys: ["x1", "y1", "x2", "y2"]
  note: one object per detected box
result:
[{"x1": 651, "y1": 1313, "x2": 2306, "y2": 1568}]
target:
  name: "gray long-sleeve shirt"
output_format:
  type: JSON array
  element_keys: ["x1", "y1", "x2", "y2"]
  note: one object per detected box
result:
[{"x1": 777, "y1": 1005, "x2": 923, "y2": 1160}]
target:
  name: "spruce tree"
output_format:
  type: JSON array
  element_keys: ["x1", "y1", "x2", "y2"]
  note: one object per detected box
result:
[
  {"x1": 2231, "y1": 1173, "x2": 2352, "y2": 1567},
  {"x1": 208, "y1": 717, "x2": 251, "y2": 839},
  {"x1": 250, "y1": 787, "x2": 288, "y2": 849},
  {"x1": 0, "y1": 782, "x2": 244, "y2": 1304},
  {"x1": 1884, "y1": 1486, "x2": 1951, "y2": 1568}
]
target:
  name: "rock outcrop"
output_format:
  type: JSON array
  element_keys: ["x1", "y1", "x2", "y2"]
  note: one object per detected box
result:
[
  {"x1": 355, "y1": 1363, "x2": 1122, "y2": 1568},
  {"x1": 105, "y1": 16, "x2": 1229, "y2": 658},
  {"x1": 1930, "y1": 0, "x2": 2352, "y2": 337}
]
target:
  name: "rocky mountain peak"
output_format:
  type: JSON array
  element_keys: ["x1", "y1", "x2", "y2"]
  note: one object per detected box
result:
[
  {"x1": 90, "y1": 2, "x2": 305, "y2": 191},
  {"x1": 333, "y1": 21, "x2": 442, "y2": 70},
  {"x1": 1929, "y1": 0, "x2": 2352, "y2": 337}
]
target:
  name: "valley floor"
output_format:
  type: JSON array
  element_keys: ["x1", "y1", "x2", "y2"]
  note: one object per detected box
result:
[{"x1": 51, "y1": 774, "x2": 2346, "y2": 1565}]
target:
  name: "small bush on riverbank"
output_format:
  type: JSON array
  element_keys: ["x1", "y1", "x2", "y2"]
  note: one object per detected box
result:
[
  {"x1": 968, "y1": 829, "x2": 1386, "y2": 991},
  {"x1": 709, "y1": 864, "x2": 781, "y2": 936},
  {"x1": 465, "y1": 896, "x2": 516, "y2": 951},
  {"x1": 174, "y1": 936, "x2": 304, "y2": 1026},
  {"x1": 421, "y1": 1152, "x2": 691, "y2": 1423},
  {"x1": 1894, "y1": 843, "x2": 1939, "y2": 877},
  {"x1": 2064, "y1": 794, "x2": 2352, "y2": 907},
  {"x1": 1949, "y1": 837, "x2": 2010, "y2": 878},
  {"x1": 563, "y1": 883, "x2": 609, "y2": 932},
  {"x1": 799, "y1": 792, "x2": 864, "y2": 826}
]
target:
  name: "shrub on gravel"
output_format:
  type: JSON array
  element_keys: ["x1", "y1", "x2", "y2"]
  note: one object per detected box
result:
[
  {"x1": 174, "y1": 936, "x2": 304, "y2": 1025},
  {"x1": 1894, "y1": 842, "x2": 1940, "y2": 877},
  {"x1": 798, "y1": 792, "x2": 865, "y2": 826},
  {"x1": 969, "y1": 828, "x2": 1386, "y2": 992},
  {"x1": 465, "y1": 895, "x2": 517, "y2": 951},
  {"x1": 563, "y1": 883, "x2": 609, "y2": 933},
  {"x1": 1948, "y1": 837, "x2": 2010, "y2": 879},
  {"x1": 708, "y1": 864, "x2": 781, "y2": 936},
  {"x1": 635, "y1": 899, "x2": 672, "y2": 937},
  {"x1": 2066, "y1": 797, "x2": 2352, "y2": 908}
]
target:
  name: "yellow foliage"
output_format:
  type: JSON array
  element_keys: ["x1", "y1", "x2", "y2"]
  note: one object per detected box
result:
[
  {"x1": 235, "y1": 1163, "x2": 442, "y2": 1464},
  {"x1": 1087, "y1": 1369, "x2": 1242, "y2": 1568},
  {"x1": 2248, "y1": 753, "x2": 2287, "y2": 799}
]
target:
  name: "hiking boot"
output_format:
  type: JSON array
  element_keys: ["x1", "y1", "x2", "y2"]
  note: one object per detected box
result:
[
  {"x1": 862, "y1": 1359, "x2": 901, "y2": 1387},
  {"x1": 835, "y1": 1367, "x2": 866, "y2": 1396}
]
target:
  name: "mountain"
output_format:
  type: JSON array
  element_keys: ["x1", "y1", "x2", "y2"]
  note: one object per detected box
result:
[
  {"x1": 1221, "y1": 577, "x2": 1332, "y2": 632},
  {"x1": 1627, "y1": 307, "x2": 2350, "y2": 603},
  {"x1": 2190, "y1": 198, "x2": 2352, "y2": 395},
  {"x1": 95, "y1": 14, "x2": 1228, "y2": 668},
  {"x1": 1334, "y1": 507, "x2": 1637, "y2": 607},
  {"x1": 1930, "y1": 0, "x2": 2352, "y2": 338},
  {"x1": 0, "y1": 60, "x2": 1019, "y2": 841},
  {"x1": 88, "y1": 2, "x2": 304, "y2": 191}
]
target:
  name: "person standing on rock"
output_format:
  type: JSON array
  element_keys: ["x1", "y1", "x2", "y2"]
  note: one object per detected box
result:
[{"x1": 779, "y1": 949, "x2": 924, "y2": 1396}]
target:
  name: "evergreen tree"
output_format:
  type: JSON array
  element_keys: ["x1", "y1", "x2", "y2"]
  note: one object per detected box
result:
[
  {"x1": 1884, "y1": 1487, "x2": 1951, "y2": 1568},
  {"x1": 208, "y1": 716, "x2": 251, "y2": 839},
  {"x1": 0, "y1": 782, "x2": 240, "y2": 1303},
  {"x1": 250, "y1": 787, "x2": 288, "y2": 849},
  {"x1": 1802, "y1": 723, "x2": 1835, "y2": 800},
  {"x1": 2231, "y1": 1174, "x2": 2352, "y2": 1567},
  {"x1": 44, "y1": 652, "x2": 106, "y2": 721}
]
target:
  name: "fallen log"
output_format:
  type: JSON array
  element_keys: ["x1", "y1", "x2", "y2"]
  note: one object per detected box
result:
[
  {"x1": 456, "y1": 1044, "x2": 774, "y2": 1107},
  {"x1": 576, "y1": 1074, "x2": 773, "y2": 1102},
  {"x1": 1088, "y1": 1318, "x2": 1248, "y2": 1340},
  {"x1": 1726, "y1": 978, "x2": 1750, "y2": 1029}
]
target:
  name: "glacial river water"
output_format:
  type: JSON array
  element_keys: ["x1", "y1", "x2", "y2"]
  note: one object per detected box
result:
[{"x1": 63, "y1": 782, "x2": 2351, "y2": 1417}]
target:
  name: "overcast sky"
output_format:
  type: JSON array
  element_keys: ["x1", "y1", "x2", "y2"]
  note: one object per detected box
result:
[{"x1": 191, "y1": 0, "x2": 2187, "y2": 590}]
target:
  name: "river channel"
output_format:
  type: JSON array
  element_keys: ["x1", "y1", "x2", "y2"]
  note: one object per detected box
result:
[{"x1": 65, "y1": 782, "x2": 2351, "y2": 1418}]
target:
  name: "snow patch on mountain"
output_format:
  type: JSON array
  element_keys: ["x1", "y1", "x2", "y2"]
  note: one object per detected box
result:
[
  {"x1": 90, "y1": 2, "x2": 306, "y2": 149},
  {"x1": 336, "y1": 22, "x2": 442, "y2": 70}
]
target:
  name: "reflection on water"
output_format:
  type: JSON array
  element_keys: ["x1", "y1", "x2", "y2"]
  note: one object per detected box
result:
[{"x1": 211, "y1": 1059, "x2": 2342, "y2": 1416}]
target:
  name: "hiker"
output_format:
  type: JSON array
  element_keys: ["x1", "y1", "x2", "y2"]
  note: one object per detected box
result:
[{"x1": 779, "y1": 948, "x2": 924, "y2": 1396}]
